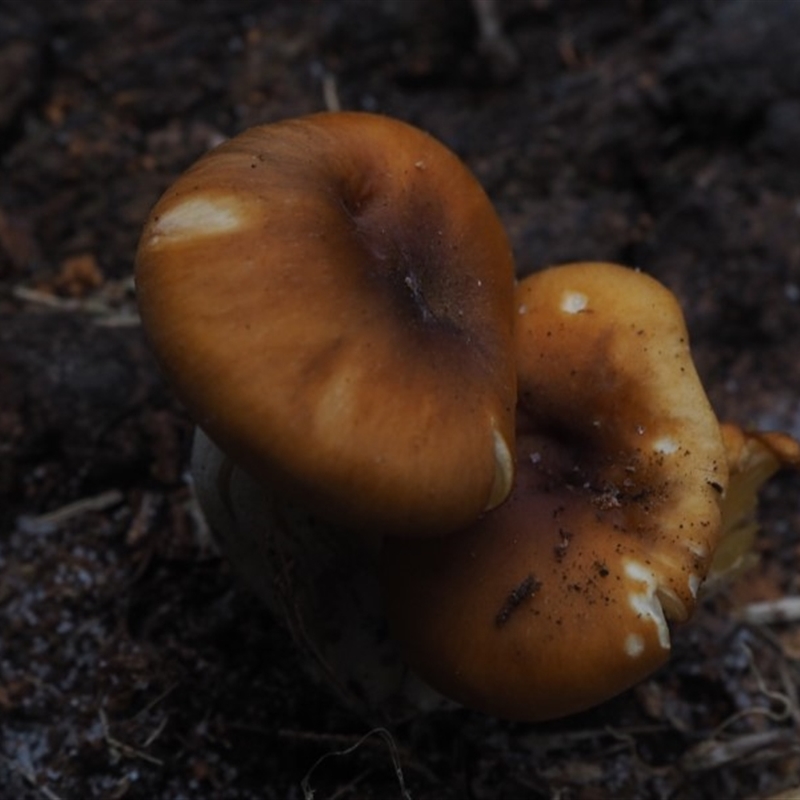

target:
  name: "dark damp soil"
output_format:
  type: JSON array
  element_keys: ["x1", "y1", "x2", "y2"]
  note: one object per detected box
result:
[{"x1": 2, "y1": 1, "x2": 800, "y2": 798}]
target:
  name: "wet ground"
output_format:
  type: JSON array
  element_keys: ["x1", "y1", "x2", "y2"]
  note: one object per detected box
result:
[{"x1": 1, "y1": 0, "x2": 800, "y2": 797}]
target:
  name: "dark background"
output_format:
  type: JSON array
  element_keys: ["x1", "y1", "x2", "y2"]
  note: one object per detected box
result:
[{"x1": 1, "y1": 0, "x2": 799, "y2": 797}]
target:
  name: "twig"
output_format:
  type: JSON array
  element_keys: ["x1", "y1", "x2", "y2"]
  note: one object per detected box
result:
[
  {"x1": 132, "y1": 682, "x2": 180, "y2": 722},
  {"x1": 736, "y1": 597, "x2": 800, "y2": 625},
  {"x1": 321, "y1": 71, "x2": 341, "y2": 112},
  {"x1": 142, "y1": 716, "x2": 169, "y2": 749},
  {"x1": 93, "y1": 313, "x2": 142, "y2": 327},
  {"x1": 707, "y1": 643, "x2": 796, "y2": 738},
  {"x1": 471, "y1": 0, "x2": 520, "y2": 79},
  {"x1": 679, "y1": 729, "x2": 789, "y2": 773},
  {"x1": 16, "y1": 489, "x2": 125, "y2": 534},
  {"x1": 299, "y1": 727, "x2": 411, "y2": 800},
  {"x1": 521, "y1": 723, "x2": 671, "y2": 751},
  {"x1": 276, "y1": 727, "x2": 437, "y2": 785},
  {"x1": 11, "y1": 283, "x2": 140, "y2": 326},
  {"x1": 99, "y1": 709, "x2": 164, "y2": 767},
  {"x1": 328, "y1": 768, "x2": 374, "y2": 800}
]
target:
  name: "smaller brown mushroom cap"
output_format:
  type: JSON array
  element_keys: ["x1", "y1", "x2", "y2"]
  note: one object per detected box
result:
[
  {"x1": 135, "y1": 112, "x2": 517, "y2": 539},
  {"x1": 383, "y1": 262, "x2": 730, "y2": 721}
]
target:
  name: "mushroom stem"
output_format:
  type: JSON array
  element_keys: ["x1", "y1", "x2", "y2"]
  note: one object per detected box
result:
[{"x1": 191, "y1": 427, "x2": 453, "y2": 718}]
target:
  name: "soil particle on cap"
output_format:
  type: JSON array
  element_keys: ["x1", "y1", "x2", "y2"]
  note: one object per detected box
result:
[{"x1": 495, "y1": 573, "x2": 542, "y2": 627}]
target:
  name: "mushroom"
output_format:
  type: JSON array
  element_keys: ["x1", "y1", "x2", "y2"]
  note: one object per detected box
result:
[
  {"x1": 135, "y1": 111, "x2": 799, "y2": 722},
  {"x1": 135, "y1": 111, "x2": 516, "y2": 712},
  {"x1": 382, "y1": 262, "x2": 798, "y2": 721},
  {"x1": 135, "y1": 111, "x2": 517, "y2": 541}
]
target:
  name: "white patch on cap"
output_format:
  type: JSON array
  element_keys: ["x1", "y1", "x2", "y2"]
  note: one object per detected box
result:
[
  {"x1": 685, "y1": 540, "x2": 708, "y2": 559},
  {"x1": 624, "y1": 633, "x2": 645, "y2": 658},
  {"x1": 150, "y1": 196, "x2": 244, "y2": 243},
  {"x1": 486, "y1": 426, "x2": 514, "y2": 510},
  {"x1": 624, "y1": 560, "x2": 671, "y2": 651},
  {"x1": 656, "y1": 585, "x2": 688, "y2": 622},
  {"x1": 560, "y1": 291, "x2": 589, "y2": 314},
  {"x1": 653, "y1": 436, "x2": 679, "y2": 455}
]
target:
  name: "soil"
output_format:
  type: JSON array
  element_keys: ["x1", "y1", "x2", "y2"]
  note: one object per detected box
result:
[{"x1": 2, "y1": 0, "x2": 800, "y2": 798}]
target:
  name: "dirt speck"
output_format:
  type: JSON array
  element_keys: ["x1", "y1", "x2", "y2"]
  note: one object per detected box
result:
[{"x1": 495, "y1": 573, "x2": 542, "y2": 627}]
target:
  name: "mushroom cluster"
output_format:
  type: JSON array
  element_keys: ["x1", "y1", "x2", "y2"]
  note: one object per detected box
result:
[{"x1": 135, "y1": 112, "x2": 800, "y2": 721}]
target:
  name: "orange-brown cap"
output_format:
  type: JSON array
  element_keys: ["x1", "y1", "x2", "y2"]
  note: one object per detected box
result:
[
  {"x1": 135, "y1": 112, "x2": 517, "y2": 539},
  {"x1": 383, "y1": 262, "x2": 730, "y2": 720}
]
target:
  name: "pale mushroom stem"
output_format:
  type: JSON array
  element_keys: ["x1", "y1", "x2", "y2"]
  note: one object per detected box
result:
[{"x1": 190, "y1": 427, "x2": 454, "y2": 720}]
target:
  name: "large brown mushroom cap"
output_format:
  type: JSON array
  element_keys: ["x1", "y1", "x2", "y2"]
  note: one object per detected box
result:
[
  {"x1": 135, "y1": 112, "x2": 516, "y2": 538},
  {"x1": 383, "y1": 262, "x2": 730, "y2": 721}
]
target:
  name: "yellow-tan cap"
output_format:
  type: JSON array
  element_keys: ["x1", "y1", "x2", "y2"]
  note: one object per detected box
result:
[{"x1": 383, "y1": 263, "x2": 730, "y2": 720}]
